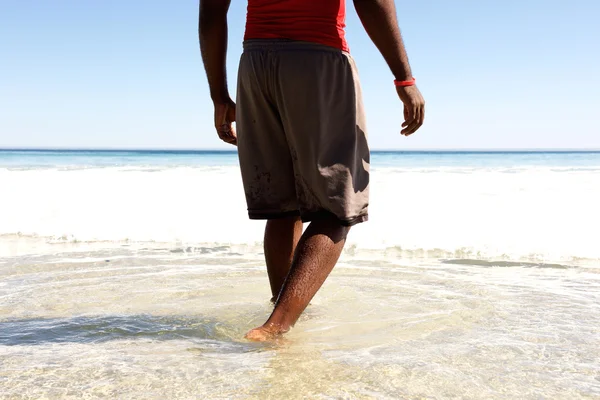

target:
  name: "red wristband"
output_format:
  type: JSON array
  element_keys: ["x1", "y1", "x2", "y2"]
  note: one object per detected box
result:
[{"x1": 394, "y1": 77, "x2": 416, "y2": 87}]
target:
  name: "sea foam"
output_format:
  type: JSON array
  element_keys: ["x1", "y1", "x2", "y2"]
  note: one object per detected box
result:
[{"x1": 1, "y1": 163, "x2": 599, "y2": 261}]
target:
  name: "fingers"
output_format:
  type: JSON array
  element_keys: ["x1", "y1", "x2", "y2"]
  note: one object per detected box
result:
[
  {"x1": 402, "y1": 104, "x2": 410, "y2": 128},
  {"x1": 401, "y1": 105, "x2": 416, "y2": 136},
  {"x1": 401, "y1": 104, "x2": 424, "y2": 136},
  {"x1": 228, "y1": 122, "x2": 238, "y2": 146},
  {"x1": 214, "y1": 101, "x2": 238, "y2": 146},
  {"x1": 217, "y1": 123, "x2": 237, "y2": 146},
  {"x1": 226, "y1": 102, "x2": 237, "y2": 145},
  {"x1": 397, "y1": 86, "x2": 425, "y2": 137}
]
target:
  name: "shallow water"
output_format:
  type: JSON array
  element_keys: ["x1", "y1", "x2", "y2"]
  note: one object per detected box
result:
[
  {"x1": 2, "y1": 150, "x2": 600, "y2": 398},
  {"x1": 1, "y1": 242, "x2": 599, "y2": 399}
]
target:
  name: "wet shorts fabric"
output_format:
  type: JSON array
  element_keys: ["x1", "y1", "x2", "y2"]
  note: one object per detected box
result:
[{"x1": 236, "y1": 39, "x2": 370, "y2": 226}]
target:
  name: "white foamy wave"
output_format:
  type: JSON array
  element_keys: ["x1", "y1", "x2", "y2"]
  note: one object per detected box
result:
[{"x1": 1, "y1": 165, "x2": 599, "y2": 261}]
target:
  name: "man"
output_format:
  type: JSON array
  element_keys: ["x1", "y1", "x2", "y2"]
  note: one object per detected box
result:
[{"x1": 199, "y1": 0, "x2": 424, "y2": 341}]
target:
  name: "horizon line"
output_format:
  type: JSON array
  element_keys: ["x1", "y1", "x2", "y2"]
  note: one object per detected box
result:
[{"x1": 1, "y1": 147, "x2": 600, "y2": 153}]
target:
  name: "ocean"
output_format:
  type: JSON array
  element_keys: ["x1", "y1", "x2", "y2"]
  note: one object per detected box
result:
[{"x1": 1, "y1": 150, "x2": 599, "y2": 399}]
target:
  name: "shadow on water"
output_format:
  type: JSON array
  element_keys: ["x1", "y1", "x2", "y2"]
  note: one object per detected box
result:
[
  {"x1": 442, "y1": 259, "x2": 572, "y2": 269},
  {"x1": 0, "y1": 315, "x2": 262, "y2": 351}
]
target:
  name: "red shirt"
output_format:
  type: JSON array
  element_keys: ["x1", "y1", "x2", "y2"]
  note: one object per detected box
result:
[{"x1": 244, "y1": 0, "x2": 348, "y2": 52}]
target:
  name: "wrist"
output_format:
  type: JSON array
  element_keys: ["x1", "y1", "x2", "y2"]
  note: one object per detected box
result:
[
  {"x1": 211, "y1": 94, "x2": 231, "y2": 104},
  {"x1": 210, "y1": 88, "x2": 230, "y2": 104},
  {"x1": 394, "y1": 77, "x2": 416, "y2": 87}
]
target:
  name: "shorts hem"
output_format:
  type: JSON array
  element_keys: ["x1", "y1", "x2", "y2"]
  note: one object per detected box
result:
[
  {"x1": 301, "y1": 210, "x2": 368, "y2": 227},
  {"x1": 248, "y1": 210, "x2": 301, "y2": 220},
  {"x1": 247, "y1": 209, "x2": 368, "y2": 226}
]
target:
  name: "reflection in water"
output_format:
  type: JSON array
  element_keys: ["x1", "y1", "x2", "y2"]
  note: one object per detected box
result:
[
  {"x1": 442, "y1": 259, "x2": 572, "y2": 269},
  {"x1": 0, "y1": 315, "x2": 244, "y2": 347}
]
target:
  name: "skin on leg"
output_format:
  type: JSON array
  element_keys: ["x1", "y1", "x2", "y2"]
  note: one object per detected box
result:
[
  {"x1": 264, "y1": 216, "x2": 303, "y2": 302},
  {"x1": 246, "y1": 216, "x2": 350, "y2": 341}
]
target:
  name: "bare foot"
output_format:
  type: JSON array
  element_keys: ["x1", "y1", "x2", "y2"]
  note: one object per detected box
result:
[{"x1": 244, "y1": 324, "x2": 288, "y2": 342}]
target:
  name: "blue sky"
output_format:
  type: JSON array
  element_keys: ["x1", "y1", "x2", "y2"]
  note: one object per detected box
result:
[{"x1": 1, "y1": 0, "x2": 599, "y2": 150}]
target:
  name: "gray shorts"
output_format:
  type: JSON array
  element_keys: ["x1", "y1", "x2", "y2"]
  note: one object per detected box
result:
[{"x1": 236, "y1": 39, "x2": 370, "y2": 226}]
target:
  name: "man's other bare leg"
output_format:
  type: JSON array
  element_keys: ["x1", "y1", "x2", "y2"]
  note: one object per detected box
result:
[
  {"x1": 247, "y1": 216, "x2": 349, "y2": 341},
  {"x1": 264, "y1": 216, "x2": 303, "y2": 302}
]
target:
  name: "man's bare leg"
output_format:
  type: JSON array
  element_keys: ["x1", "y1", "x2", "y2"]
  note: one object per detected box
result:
[
  {"x1": 264, "y1": 216, "x2": 303, "y2": 302},
  {"x1": 246, "y1": 216, "x2": 349, "y2": 341}
]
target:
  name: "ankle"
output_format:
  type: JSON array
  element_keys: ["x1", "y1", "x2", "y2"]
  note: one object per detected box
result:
[{"x1": 262, "y1": 321, "x2": 291, "y2": 335}]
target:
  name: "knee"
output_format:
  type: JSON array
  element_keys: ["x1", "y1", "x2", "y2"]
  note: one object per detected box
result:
[{"x1": 266, "y1": 215, "x2": 302, "y2": 230}]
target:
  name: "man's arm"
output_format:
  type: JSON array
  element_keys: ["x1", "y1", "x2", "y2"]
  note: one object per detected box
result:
[
  {"x1": 199, "y1": 0, "x2": 237, "y2": 145},
  {"x1": 199, "y1": 0, "x2": 230, "y2": 102},
  {"x1": 353, "y1": 0, "x2": 424, "y2": 135}
]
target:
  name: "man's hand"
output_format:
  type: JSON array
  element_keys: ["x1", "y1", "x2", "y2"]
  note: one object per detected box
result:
[
  {"x1": 214, "y1": 98, "x2": 237, "y2": 146},
  {"x1": 397, "y1": 85, "x2": 425, "y2": 136}
]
